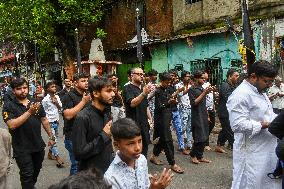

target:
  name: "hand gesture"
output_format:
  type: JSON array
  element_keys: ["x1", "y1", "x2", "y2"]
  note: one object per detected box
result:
[
  {"x1": 168, "y1": 97, "x2": 177, "y2": 104},
  {"x1": 150, "y1": 168, "x2": 173, "y2": 189},
  {"x1": 51, "y1": 96, "x2": 58, "y2": 104},
  {"x1": 28, "y1": 102, "x2": 41, "y2": 115},
  {"x1": 143, "y1": 84, "x2": 152, "y2": 95},
  {"x1": 103, "y1": 120, "x2": 112, "y2": 136},
  {"x1": 48, "y1": 139, "x2": 56, "y2": 147},
  {"x1": 261, "y1": 121, "x2": 270, "y2": 129},
  {"x1": 82, "y1": 92, "x2": 91, "y2": 103},
  {"x1": 204, "y1": 86, "x2": 213, "y2": 94},
  {"x1": 177, "y1": 87, "x2": 185, "y2": 93}
]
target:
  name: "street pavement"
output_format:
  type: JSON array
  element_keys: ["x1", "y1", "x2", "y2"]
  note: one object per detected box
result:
[{"x1": 1, "y1": 114, "x2": 233, "y2": 189}]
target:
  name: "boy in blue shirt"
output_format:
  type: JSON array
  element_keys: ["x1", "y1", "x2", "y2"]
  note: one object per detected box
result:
[{"x1": 104, "y1": 118, "x2": 173, "y2": 189}]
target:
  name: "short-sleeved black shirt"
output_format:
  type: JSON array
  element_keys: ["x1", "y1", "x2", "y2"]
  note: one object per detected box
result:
[
  {"x1": 62, "y1": 89, "x2": 89, "y2": 139},
  {"x1": 218, "y1": 81, "x2": 237, "y2": 119},
  {"x1": 2, "y1": 96, "x2": 46, "y2": 155},
  {"x1": 123, "y1": 83, "x2": 150, "y2": 144}
]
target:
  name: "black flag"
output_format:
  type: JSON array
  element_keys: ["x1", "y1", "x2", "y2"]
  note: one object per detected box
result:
[{"x1": 242, "y1": 0, "x2": 255, "y2": 72}]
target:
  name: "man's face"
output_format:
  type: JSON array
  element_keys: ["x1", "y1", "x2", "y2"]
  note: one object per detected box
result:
[
  {"x1": 74, "y1": 77, "x2": 88, "y2": 91},
  {"x1": 48, "y1": 84, "x2": 57, "y2": 94},
  {"x1": 110, "y1": 76, "x2": 118, "y2": 85},
  {"x1": 229, "y1": 72, "x2": 240, "y2": 85},
  {"x1": 160, "y1": 80, "x2": 171, "y2": 88},
  {"x1": 150, "y1": 75, "x2": 157, "y2": 82},
  {"x1": 131, "y1": 68, "x2": 144, "y2": 84},
  {"x1": 13, "y1": 83, "x2": 28, "y2": 100},
  {"x1": 183, "y1": 74, "x2": 191, "y2": 83},
  {"x1": 197, "y1": 74, "x2": 206, "y2": 85},
  {"x1": 115, "y1": 135, "x2": 143, "y2": 161},
  {"x1": 203, "y1": 73, "x2": 209, "y2": 81},
  {"x1": 64, "y1": 79, "x2": 72, "y2": 88},
  {"x1": 255, "y1": 76, "x2": 275, "y2": 93},
  {"x1": 97, "y1": 86, "x2": 115, "y2": 106}
]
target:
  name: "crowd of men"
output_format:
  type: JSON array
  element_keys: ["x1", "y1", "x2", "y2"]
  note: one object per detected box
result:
[{"x1": 1, "y1": 60, "x2": 284, "y2": 189}]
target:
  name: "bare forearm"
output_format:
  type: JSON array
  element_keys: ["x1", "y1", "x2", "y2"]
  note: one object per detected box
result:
[
  {"x1": 130, "y1": 93, "x2": 146, "y2": 107},
  {"x1": 7, "y1": 111, "x2": 31, "y2": 130},
  {"x1": 41, "y1": 118, "x2": 52, "y2": 137},
  {"x1": 194, "y1": 92, "x2": 207, "y2": 105},
  {"x1": 64, "y1": 100, "x2": 86, "y2": 120}
]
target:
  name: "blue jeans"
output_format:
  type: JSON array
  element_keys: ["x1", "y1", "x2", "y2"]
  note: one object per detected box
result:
[
  {"x1": 171, "y1": 110, "x2": 184, "y2": 150},
  {"x1": 64, "y1": 139, "x2": 78, "y2": 175},
  {"x1": 179, "y1": 105, "x2": 192, "y2": 148},
  {"x1": 50, "y1": 121, "x2": 59, "y2": 156}
]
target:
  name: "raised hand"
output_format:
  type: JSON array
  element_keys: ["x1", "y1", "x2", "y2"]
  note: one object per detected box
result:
[{"x1": 28, "y1": 102, "x2": 41, "y2": 115}]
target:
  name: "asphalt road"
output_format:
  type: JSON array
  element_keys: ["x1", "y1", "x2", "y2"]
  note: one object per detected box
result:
[{"x1": 1, "y1": 114, "x2": 233, "y2": 189}]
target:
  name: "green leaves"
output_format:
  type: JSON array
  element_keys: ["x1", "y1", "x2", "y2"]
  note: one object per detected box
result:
[{"x1": 0, "y1": 0, "x2": 105, "y2": 57}]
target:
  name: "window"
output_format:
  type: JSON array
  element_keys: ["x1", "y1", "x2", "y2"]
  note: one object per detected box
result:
[{"x1": 185, "y1": 0, "x2": 202, "y2": 4}]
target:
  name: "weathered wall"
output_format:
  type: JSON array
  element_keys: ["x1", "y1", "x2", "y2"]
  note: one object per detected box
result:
[
  {"x1": 103, "y1": 0, "x2": 173, "y2": 51},
  {"x1": 173, "y1": 0, "x2": 284, "y2": 33},
  {"x1": 151, "y1": 33, "x2": 241, "y2": 79}
]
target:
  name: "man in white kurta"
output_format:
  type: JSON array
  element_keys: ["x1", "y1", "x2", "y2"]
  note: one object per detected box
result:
[{"x1": 227, "y1": 61, "x2": 281, "y2": 189}]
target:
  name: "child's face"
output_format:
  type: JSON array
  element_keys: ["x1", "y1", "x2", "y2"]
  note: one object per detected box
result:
[{"x1": 116, "y1": 136, "x2": 143, "y2": 161}]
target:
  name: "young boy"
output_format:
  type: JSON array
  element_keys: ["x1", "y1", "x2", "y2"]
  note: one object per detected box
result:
[{"x1": 104, "y1": 118, "x2": 173, "y2": 189}]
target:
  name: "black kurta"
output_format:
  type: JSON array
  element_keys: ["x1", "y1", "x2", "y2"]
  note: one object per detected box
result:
[
  {"x1": 154, "y1": 86, "x2": 173, "y2": 141},
  {"x1": 123, "y1": 83, "x2": 150, "y2": 145},
  {"x1": 188, "y1": 86, "x2": 209, "y2": 143}
]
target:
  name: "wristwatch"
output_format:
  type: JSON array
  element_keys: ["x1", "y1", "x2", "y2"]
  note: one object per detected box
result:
[{"x1": 49, "y1": 135, "x2": 56, "y2": 141}]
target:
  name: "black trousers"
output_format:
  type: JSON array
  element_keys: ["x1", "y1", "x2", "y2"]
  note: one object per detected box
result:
[
  {"x1": 217, "y1": 117, "x2": 234, "y2": 147},
  {"x1": 15, "y1": 150, "x2": 45, "y2": 189},
  {"x1": 205, "y1": 110, "x2": 215, "y2": 146},
  {"x1": 190, "y1": 142, "x2": 206, "y2": 159},
  {"x1": 153, "y1": 139, "x2": 175, "y2": 165},
  {"x1": 142, "y1": 137, "x2": 149, "y2": 158}
]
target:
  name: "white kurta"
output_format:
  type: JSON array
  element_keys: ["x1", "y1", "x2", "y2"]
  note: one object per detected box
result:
[{"x1": 227, "y1": 80, "x2": 281, "y2": 189}]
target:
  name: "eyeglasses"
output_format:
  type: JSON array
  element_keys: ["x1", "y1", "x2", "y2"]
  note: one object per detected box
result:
[{"x1": 132, "y1": 73, "x2": 145, "y2": 76}]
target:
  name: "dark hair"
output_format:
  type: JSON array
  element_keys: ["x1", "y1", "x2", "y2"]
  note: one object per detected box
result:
[
  {"x1": 111, "y1": 118, "x2": 141, "y2": 141},
  {"x1": 169, "y1": 69, "x2": 177, "y2": 75},
  {"x1": 159, "y1": 72, "x2": 172, "y2": 81},
  {"x1": 88, "y1": 77, "x2": 113, "y2": 99},
  {"x1": 127, "y1": 68, "x2": 132, "y2": 76},
  {"x1": 48, "y1": 168, "x2": 111, "y2": 189},
  {"x1": 73, "y1": 72, "x2": 89, "y2": 81},
  {"x1": 248, "y1": 60, "x2": 278, "y2": 78},
  {"x1": 193, "y1": 70, "x2": 204, "y2": 79},
  {"x1": 226, "y1": 68, "x2": 238, "y2": 78},
  {"x1": 45, "y1": 80, "x2": 56, "y2": 91},
  {"x1": 180, "y1": 71, "x2": 190, "y2": 80},
  {"x1": 147, "y1": 69, "x2": 158, "y2": 77},
  {"x1": 10, "y1": 78, "x2": 28, "y2": 89}
]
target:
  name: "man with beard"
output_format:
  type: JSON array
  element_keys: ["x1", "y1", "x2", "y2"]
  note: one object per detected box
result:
[
  {"x1": 227, "y1": 60, "x2": 280, "y2": 188},
  {"x1": 123, "y1": 67, "x2": 153, "y2": 157},
  {"x1": 62, "y1": 73, "x2": 90, "y2": 175},
  {"x1": 215, "y1": 68, "x2": 239, "y2": 153},
  {"x1": 72, "y1": 77, "x2": 115, "y2": 173},
  {"x1": 2, "y1": 78, "x2": 55, "y2": 189}
]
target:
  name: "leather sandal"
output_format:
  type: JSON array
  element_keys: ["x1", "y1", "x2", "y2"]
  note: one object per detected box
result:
[{"x1": 171, "y1": 164, "x2": 184, "y2": 174}]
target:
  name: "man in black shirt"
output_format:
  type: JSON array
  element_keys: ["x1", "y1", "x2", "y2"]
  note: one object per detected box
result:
[
  {"x1": 72, "y1": 77, "x2": 114, "y2": 173},
  {"x1": 150, "y1": 72, "x2": 184, "y2": 174},
  {"x1": 188, "y1": 71, "x2": 213, "y2": 164},
  {"x1": 58, "y1": 79, "x2": 72, "y2": 101},
  {"x1": 2, "y1": 78, "x2": 55, "y2": 189},
  {"x1": 62, "y1": 73, "x2": 90, "y2": 175},
  {"x1": 215, "y1": 68, "x2": 239, "y2": 153},
  {"x1": 123, "y1": 67, "x2": 153, "y2": 157}
]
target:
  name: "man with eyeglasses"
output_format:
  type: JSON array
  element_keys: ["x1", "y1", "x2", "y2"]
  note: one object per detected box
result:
[
  {"x1": 227, "y1": 60, "x2": 280, "y2": 189},
  {"x1": 123, "y1": 67, "x2": 154, "y2": 157}
]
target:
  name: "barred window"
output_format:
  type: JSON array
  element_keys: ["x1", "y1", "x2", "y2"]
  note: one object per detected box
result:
[{"x1": 185, "y1": 0, "x2": 202, "y2": 4}]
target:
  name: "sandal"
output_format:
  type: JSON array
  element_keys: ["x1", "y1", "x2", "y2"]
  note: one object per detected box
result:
[
  {"x1": 150, "y1": 156, "x2": 163, "y2": 165},
  {"x1": 198, "y1": 158, "x2": 212, "y2": 163},
  {"x1": 191, "y1": 157, "x2": 200, "y2": 164},
  {"x1": 267, "y1": 173, "x2": 282, "y2": 179},
  {"x1": 171, "y1": 164, "x2": 184, "y2": 174}
]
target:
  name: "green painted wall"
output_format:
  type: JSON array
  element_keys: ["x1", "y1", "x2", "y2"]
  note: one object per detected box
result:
[
  {"x1": 151, "y1": 33, "x2": 242, "y2": 79},
  {"x1": 117, "y1": 60, "x2": 152, "y2": 87}
]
